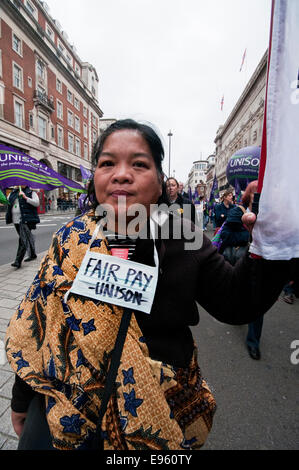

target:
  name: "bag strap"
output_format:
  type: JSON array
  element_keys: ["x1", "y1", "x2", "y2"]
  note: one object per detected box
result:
[{"x1": 91, "y1": 307, "x2": 133, "y2": 449}]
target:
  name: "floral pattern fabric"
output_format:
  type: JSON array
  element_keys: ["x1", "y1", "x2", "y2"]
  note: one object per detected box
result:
[{"x1": 6, "y1": 211, "x2": 216, "y2": 450}]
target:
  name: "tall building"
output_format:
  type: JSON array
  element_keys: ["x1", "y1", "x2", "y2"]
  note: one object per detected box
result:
[
  {"x1": 187, "y1": 159, "x2": 209, "y2": 193},
  {"x1": 0, "y1": 0, "x2": 103, "y2": 205},
  {"x1": 214, "y1": 51, "x2": 267, "y2": 193}
]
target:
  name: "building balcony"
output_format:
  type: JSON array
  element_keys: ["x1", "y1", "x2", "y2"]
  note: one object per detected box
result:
[{"x1": 33, "y1": 90, "x2": 55, "y2": 113}]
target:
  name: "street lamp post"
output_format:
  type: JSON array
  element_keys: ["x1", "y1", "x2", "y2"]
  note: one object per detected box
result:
[{"x1": 168, "y1": 130, "x2": 173, "y2": 177}]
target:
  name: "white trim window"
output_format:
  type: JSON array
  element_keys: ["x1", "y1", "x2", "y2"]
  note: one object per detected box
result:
[
  {"x1": 92, "y1": 130, "x2": 97, "y2": 144},
  {"x1": 12, "y1": 33, "x2": 22, "y2": 56},
  {"x1": 46, "y1": 23, "x2": 54, "y2": 41},
  {"x1": 74, "y1": 97, "x2": 80, "y2": 111},
  {"x1": 57, "y1": 125, "x2": 64, "y2": 148},
  {"x1": 83, "y1": 123, "x2": 87, "y2": 138},
  {"x1": 25, "y1": 0, "x2": 38, "y2": 20},
  {"x1": 83, "y1": 106, "x2": 87, "y2": 118},
  {"x1": 14, "y1": 99, "x2": 24, "y2": 128},
  {"x1": 38, "y1": 114, "x2": 47, "y2": 139},
  {"x1": 56, "y1": 78, "x2": 62, "y2": 93},
  {"x1": 84, "y1": 143, "x2": 88, "y2": 160},
  {"x1": 57, "y1": 99, "x2": 63, "y2": 120},
  {"x1": 58, "y1": 39, "x2": 65, "y2": 54},
  {"x1": 36, "y1": 59, "x2": 45, "y2": 81},
  {"x1": 75, "y1": 116, "x2": 80, "y2": 133},
  {"x1": 13, "y1": 63, "x2": 23, "y2": 91},
  {"x1": 67, "y1": 109, "x2": 73, "y2": 128},
  {"x1": 68, "y1": 133, "x2": 74, "y2": 153},
  {"x1": 67, "y1": 89, "x2": 73, "y2": 104},
  {"x1": 75, "y1": 137, "x2": 81, "y2": 157}
]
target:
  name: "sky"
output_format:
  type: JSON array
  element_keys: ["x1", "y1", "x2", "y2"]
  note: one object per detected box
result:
[{"x1": 44, "y1": 0, "x2": 272, "y2": 183}]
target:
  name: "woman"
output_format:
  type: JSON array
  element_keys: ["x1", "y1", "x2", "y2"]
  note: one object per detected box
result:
[
  {"x1": 5, "y1": 120, "x2": 296, "y2": 450},
  {"x1": 214, "y1": 189, "x2": 234, "y2": 229},
  {"x1": 165, "y1": 177, "x2": 197, "y2": 224}
]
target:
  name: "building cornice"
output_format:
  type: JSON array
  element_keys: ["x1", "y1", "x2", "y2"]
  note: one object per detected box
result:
[{"x1": 2, "y1": 0, "x2": 103, "y2": 117}]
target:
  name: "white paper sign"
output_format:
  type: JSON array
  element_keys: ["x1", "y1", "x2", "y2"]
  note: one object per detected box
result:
[{"x1": 67, "y1": 252, "x2": 158, "y2": 314}]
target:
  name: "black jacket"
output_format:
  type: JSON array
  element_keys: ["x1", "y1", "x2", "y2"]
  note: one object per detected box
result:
[
  {"x1": 214, "y1": 202, "x2": 233, "y2": 228},
  {"x1": 6, "y1": 187, "x2": 40, "y2": 228}
]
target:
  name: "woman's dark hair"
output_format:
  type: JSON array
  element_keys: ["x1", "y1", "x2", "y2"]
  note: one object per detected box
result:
[{"x1": 87, "y1": 119, "x2": 164, "y2": 210}]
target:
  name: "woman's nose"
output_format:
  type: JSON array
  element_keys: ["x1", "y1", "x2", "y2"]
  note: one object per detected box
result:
[{"x1": 111, "y1": 163, "x2": 133, "y2": 183}]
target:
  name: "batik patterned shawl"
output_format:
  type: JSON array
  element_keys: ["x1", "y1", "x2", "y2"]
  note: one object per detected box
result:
[{"x1": 5, "y1": 211, "x2": 216, "y2": 450}]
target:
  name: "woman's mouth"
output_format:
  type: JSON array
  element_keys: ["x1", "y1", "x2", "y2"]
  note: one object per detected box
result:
[{"x1": 111, "y1": 190, "x2": 133, "y2": 198}]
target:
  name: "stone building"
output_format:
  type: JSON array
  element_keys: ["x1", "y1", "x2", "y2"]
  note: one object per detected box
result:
[
  {"x1": 214, "y1": 50, "x2": 267, "y2": 194},
  {"x1": 0, "y1": 0, "x2": 103, "y2": 205}
]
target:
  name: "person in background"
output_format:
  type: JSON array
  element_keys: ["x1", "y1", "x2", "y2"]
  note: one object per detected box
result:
[
  {"x1": 178, "y1": 182, "x2": 190, "y2": 200},
  {"x1": 6, "y1": 186, "x2": 40, "y2": 269},
  {"x1": 166, "y1": 177, "x2": 197, "y2": 224},
  {"x1": 214, "y1": 189, "x2": 234, "y2": 229}
]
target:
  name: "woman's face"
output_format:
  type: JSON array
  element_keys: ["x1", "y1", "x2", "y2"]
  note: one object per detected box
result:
[
  {"x1": 224, "y1": 193, "x2": 233, "y2": 204},
  {"x1": 94, "y1": 129, "x2": 162, "y2": 222},
  {"x1": 166, "y1": 179, "x2": 179, "y2": 200}
]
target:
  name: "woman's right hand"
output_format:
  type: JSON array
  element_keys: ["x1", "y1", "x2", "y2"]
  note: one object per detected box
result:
[{"x1": 11, "y1": 410, "x2": 27, "y2": 437}]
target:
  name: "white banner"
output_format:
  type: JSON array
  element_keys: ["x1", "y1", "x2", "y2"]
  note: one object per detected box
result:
[
  {"x1": 250, "y1": 0, "x2": 299, "y2": 260},
  {"x1": 65, "y1": 251, "x2": 158, "y2": 314}
]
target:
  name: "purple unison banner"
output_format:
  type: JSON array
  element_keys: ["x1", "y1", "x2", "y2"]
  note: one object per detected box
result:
[
  {"x1": 0, "y1": 145, "x2": 86, "y2": 193},
  {"x1": 226, "y1": 145, "x2": 260, "y2": 191}
]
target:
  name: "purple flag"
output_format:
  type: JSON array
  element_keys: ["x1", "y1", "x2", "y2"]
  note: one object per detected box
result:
[
  {"x1": 80, "y1": 165, "x2": 92, "y2": 185},
  {"x1": 208, "y1": 174, "x2": 219, "y2": 207},
  {"x1": 0, "y1": 145, "x2": 86, "y2": 193}
]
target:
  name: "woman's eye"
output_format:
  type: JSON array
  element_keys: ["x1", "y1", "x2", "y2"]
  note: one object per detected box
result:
[
  {"x1": 98, "y1": 160, "x2": 114, "y2": 168},
  {"x1": 133, "y1": 161, "x2": 148, "y2": 168}
]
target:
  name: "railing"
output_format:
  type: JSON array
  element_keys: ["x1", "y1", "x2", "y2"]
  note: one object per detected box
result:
[{"x1": 33, "y1": 90, "x2": 55, "y2": 112}]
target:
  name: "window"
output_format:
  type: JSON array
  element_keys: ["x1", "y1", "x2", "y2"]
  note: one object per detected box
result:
[
  {"x1": 56, "y1": 78, "x2": 62, "y2": 93},
  {"x1": 29, "y1": 113, "x2": 33, "y2": 128},
  {"x1": 57, "y1": 126, "x2": 64, "y2": 148},
  {"x1": 66, "y1": 54, "x2": 72, "y2": 65},
  {"x1": 67, "y1": 90, "x2": 73, "y2": 104},
  {"x1": 13, "y1": 63, "x2": 23, "y2": 90},
  {"x1": 38, "y1": 115, "x2": 47, "y2": 139},
  {"x1": 83, "y1": 123, "x2": 87, "y2": 138},
  {"x1": 67, "y1": 110, "x2": 73, "y2": 127},
  {"x1": 74, "y1": 97, "x2": 80, "y2": 111},
  {"x1": 75, "y1": 116, "x2": 80, "y2": 132},
  {"x1": 92, "y1": 130, "x2": 97, "y2": 144},
  {"x1": 75, "y1": 138, "x2": 81, "y2": 156},
  {"x1": 57, "y1": 100, "x2": 63, "y2": 120},
  {"x1": 74, "y1": 63, "x2": 81, "y2": 76},
  {"x1": 12, "y1": 33, "x2": 22, "y2": 56},
  {"x1": 68, "y1": 133, "x2": 74, "y2": 153},
  {"x1": 83, "y1": 106, "x2": 87, "y2": 118},
  {"x1": 28, "y1": 76, "x2": 32, "y2": 88},
  {"x1": 51, "y1": 126, "x2": 55, "y2": 139},
  {"x1": 46, "y1": 24, "x2": 54, "y2": 41},
  {"x1": 14, "y1": 100, "x2": 23, "y2": 128},
  {"x1": 58, "y1": 40, "x2": 65, "y2": 54},
  {"x1": 37, "y1": 59, "x2": 45, "y2": 81},
  {"x1": 84, "y1": 143, "x2": 88, "y2": 159},
  {"x1": 92, "y1": 114, "x2": 97, "y2": 126},
  {"x1": 25, "y1": 0, "x2": 37, "y2": 19}
]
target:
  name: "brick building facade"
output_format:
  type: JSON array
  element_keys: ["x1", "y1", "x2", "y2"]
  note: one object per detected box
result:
[{"x1": 0, "y1": 0, "x2": 103, "y2": 205}]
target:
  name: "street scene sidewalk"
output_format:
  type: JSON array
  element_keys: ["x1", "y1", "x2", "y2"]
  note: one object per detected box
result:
[
  {"x1": 0, "y1": 208, "x2": 76, "y2": 221},
  {"x1": 0, "y1": 252, "x2": 46, "y2": 450}
]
